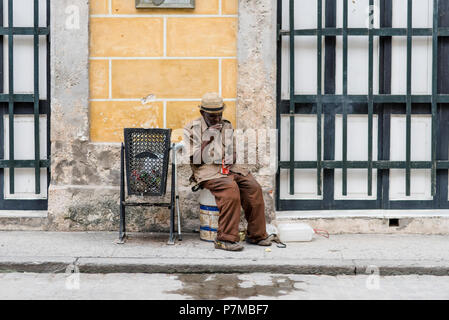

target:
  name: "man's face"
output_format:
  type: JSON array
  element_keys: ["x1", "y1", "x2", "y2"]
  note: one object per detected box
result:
[{"x1": 201, "y1": 111, "x2": 223, "y2": 127}]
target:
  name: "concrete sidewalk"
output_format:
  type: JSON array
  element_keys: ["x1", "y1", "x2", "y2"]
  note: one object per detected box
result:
[{"x1": 0, "y1": 231, "x2": 448, "y2": 275}]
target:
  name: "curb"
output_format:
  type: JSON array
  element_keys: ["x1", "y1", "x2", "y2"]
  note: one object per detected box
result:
[
  {"x1": 76, "y1": 263, "x2": 356, "y2": 276},
  {"x1": 1, "y1": 258, "x2": 448, "y2": 276}
]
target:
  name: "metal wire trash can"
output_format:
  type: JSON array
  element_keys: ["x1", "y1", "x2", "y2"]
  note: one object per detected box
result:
[{"x1": 119, "y1": 128, "x2": 179, "y2": 244}]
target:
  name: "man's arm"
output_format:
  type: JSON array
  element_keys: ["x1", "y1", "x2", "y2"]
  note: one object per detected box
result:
[
  {"x1": 223, "y1": 122, "x2": 237, "y2": 166},
  {"x1": 184, "y1": 122, "x2": 222, "y2": 165},
  {"x1": 194, "y1": 138, "x2": 213, "y2": 164}
]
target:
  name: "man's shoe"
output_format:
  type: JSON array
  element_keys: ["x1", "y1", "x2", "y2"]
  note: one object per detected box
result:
[
  {"x1": 246, "y1": 235, "x2": 273, "y2": 246},
  {"x1": 214, "y1": 239, "x2": 244, "y2": 251}
]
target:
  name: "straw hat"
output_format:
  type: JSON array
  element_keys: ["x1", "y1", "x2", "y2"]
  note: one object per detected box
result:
[{"x1": 198, "y1": 92, "x2": 226, "y2": 113}]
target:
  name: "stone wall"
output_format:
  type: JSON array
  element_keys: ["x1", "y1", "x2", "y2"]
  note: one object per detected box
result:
[
  {"x1": 48, "y1": 0, "x2": 273, "y2": 233},
  {"x1": 89, "y1": 0, "x2": 238, "y2": 141},
  {"x1": 48, "y1": 0, "x2": 123, "y2": 231},
  {"x1": 236, "y1": 0, "x2": 278, "y2": 222}
]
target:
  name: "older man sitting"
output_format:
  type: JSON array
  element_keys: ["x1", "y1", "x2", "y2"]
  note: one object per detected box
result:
[{"x1": 183, "y1": 92, "x2": 271, "y2": 251}]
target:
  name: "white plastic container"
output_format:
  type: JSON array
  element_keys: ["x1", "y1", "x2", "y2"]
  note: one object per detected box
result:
[
  {"x1": 277, "y1": 223, "x2": 314, "y2": 242},
  {"x1": 198, "y1": 189, "x2": 219, "y2": 242},
  {"x1": 198, "y1": 188, "x2": 217, "y2": 207}
]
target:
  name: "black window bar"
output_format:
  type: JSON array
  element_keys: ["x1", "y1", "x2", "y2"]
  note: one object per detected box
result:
[
  {"x1": 0, "y1": 0, "x2": 50, "y2": 210},
  {"x1": 276, "y1": 0, "x2": 449, "y2": 210}
]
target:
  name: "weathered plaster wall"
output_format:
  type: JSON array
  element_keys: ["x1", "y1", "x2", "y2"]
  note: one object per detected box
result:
[
  {"x1": 48, "y1": 0, "x2": 127, "y2": 231},
  {"x1": 236, "y1": 0, "x2": 278, "y2": 222},
  {"x1": 275, "y1": 217, "x2": 449, "y2": 235},
  {"x1": 89, "y1": 0, "x2": 238, "y2": 142},
  {"x1": 47, "y1": 0, "x2": 275, "y2": 233}
]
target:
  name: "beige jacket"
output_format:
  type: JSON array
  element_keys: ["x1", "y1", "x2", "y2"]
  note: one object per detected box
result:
[{"x1": 183, "y1": 116, "x2": 249, "y2": 184}]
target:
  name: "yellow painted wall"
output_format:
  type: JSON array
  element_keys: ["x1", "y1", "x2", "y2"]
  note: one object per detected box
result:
[{"x1": 89, "y1": 0, "x2": 238, "y2": 142}]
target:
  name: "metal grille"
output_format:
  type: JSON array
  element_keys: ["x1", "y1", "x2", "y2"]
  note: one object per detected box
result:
[
  {"x1": 0, "y1": 0, "x2": 50, "y2": 210},
  {"x1": 276, "y1": 0, "x2": 449, "y2": 210},
  {"x1": 124, "y1": 128, "x2": 172, "y2": 196}
]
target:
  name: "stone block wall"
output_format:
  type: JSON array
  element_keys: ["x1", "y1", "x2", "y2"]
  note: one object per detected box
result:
[{"x1": 89, "y1": 0, "x2": 238, "y2": 142}]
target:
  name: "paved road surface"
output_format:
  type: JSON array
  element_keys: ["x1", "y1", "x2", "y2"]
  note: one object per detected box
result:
[{"x1": 1, "y1": 273, "x2": 449, "y2": 300}]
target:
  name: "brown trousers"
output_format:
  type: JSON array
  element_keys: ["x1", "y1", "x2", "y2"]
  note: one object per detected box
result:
[{"x1": 201, "y1": 173, "x2": 268, "y2": 242}]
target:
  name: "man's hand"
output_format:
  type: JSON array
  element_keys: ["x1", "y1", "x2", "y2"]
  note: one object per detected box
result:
[
  {"x1": 203, "y1": 124, "x2": 222, "y2": 145},
  {"x1": 208, "y1": 123, "x2": 223, "y2": 132}
]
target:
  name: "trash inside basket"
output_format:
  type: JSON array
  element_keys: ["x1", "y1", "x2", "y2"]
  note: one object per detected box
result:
[{"x1": 124, "y1": 128, "x2": 172, "y2": 196}]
